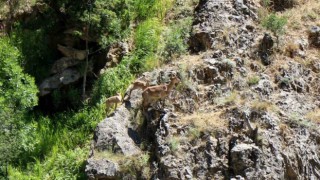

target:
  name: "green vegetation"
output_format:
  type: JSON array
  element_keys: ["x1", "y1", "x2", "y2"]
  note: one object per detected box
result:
[
  {"x1": 7, "y1": 105, "x2": 106, "y2": 179},
  {"x1": 0, "y1": 0, "x2": 197, "y2": 179},
  {"x1": 11, "y1": 26, "x2": 55, "y2": 83},
  {"x1": 169, "y1": 137, "x2": 180, "y2": 151},
  {"x1": 161, "y1": 17, "x2": 193, "y2": 62},
  {"x1": 0, "y1": 37, "x2": 38, "y2": 177},
  {"x1": 188, "y1": 127, "x2": 201, "y2": 139},
  {"x1": 0, "y1": 0, "x2": 196, "y2": 178},
  {"x1": 247, "y1": 75, "x2": 260, "y2": 86},
  {"x1": 91, "y1": 59, "x2": 134, "y2": 104},
  {"x1": 215, "y1": 91, "x2": 238, "y2": 106},
  {"x1": 262, "y1": 13, "x2": 287, "y2": 37}
]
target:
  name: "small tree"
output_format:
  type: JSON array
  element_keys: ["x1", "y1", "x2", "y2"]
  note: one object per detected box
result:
[
  {"x1": 0, "y1": 37, "x2": 38, "y2": 177},
  {"x1": 262, "y1": 13, "x2": 287, "y2": 46}
]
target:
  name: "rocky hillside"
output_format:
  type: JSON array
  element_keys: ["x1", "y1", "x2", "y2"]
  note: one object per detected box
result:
[{"x1": 85, "y1": 0, "x2": 320, "y2": 179}]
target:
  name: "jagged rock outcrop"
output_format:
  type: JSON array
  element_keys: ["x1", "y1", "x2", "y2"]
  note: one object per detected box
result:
[
  {"x1": 57, "y1": 44, "x2": 87, "y2": 60},
  {"x1": 259, "y1": 33, "x2": 274, "y2": 65},
  {"x1": 189, "y1": 0, "x2": 257, "y2": 53},
  {"x1": 86, "y1": 159, "x2": 120, "y2": 180},
  {"x1": 39, "y1": 68, "x2": 80, "y2": 96},
  {"x1": 309, "y1": 26, "x2": 320, "y2": 48},
  {"x1": 51, "y1": 57, "x2": 80, "y2": 74},
  {"x1": 85, "y1": 85, "x2": 143, "y2": 179},
  {"x1": 39, "y1": 42, "x2": 89, "y2": 96},
  {"x1": 85, "y1": 0, "x2": 320, "y2": 179}
]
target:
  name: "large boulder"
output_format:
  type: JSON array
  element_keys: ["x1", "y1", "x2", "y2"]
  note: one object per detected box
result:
[
  {"x1": 230, "y1": 144, "x2": 261, "y2": 177},
  {"x1": 39, "y1": 68, "x2": 80, "y2": 96},
  {"x1": 85, "y1": 87, "x2": 142, "y2": 179},
  {"x1": 86, "y1": 159, "x2": 120, "y2": 180},
  {"x1": 57, "y1": 44, "x2": 87, "y2": 60},
  {"x1": 51, "y1": 57, "x2": 80, "y2": 74}
]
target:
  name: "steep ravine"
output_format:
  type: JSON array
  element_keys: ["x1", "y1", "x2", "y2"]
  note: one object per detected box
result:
[{"x1": 86, "y1": 0, "x2": 320, "y2": 179}]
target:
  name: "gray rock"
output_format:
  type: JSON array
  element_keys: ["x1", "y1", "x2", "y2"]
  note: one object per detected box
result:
[
  {"x1": 189, "y1": 0, "x2": 256, "y2": 53},
  {"x1": 59, "y1": 69, "x2": 81, "y2": 85},
  {"x1": 85, "y1": 159, "x2": 120, "y2": 180},
  {"x1": 255, "y1": 79, "x2": 273, "y2": 97},
  {"x1": 39, "y1": 68, "x2": 80, "y2": 96},
  {"x1": 230, "y1": 144, "x2": 261, "y2": 176},
  {"x1": 259, "y1": 33, "x2": 274, "y2": 65},
  {"x1": 85, "y1": 88, "x2": 143, "y2": 179},
  {"x1": 309, "y1": 26, "x2": 320, "y2": 47},
  {"x1": 92, "y1": 105, "x2": 141, "y2": 155},
  {"x1": 57, "y1": 44, "x2": 87, "y2": 60},
  {"x1": 51, "y1": 57, "x2": 80, "y2": 74}
]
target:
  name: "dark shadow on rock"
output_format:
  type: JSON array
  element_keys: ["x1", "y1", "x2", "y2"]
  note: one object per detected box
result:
[
  {"x1": 128, "y1": 128, "x2": 141, "y2": 145},
  {"x1": 124, "y1": 100, "x2": 132, "y2": 109}
]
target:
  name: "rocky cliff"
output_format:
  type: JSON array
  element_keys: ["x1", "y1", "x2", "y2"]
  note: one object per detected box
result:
[{"x1": 86, "y1": 0, "x2": 320, "y2": 179}]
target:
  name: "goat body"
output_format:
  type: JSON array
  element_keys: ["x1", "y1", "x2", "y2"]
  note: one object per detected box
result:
[
  {"x1": 105, "y1": 93, "x2": 122, "y2": 110},
  {"x1": 142, "y1": 76, "x2": 180, "y2": 107}
]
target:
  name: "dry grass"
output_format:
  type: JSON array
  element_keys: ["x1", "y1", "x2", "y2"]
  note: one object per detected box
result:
[
  {"x1": 177, "y1": 111, "x2": 228, "y2": 132},
  {"x1": 306, "y1": 109, "x2": 320, "y2": 124},
  {"x1": 262, "y1": 0, "x2": 320, "y2": 71},
  {"x1": 93, "y1": 150, "x2": 125, "y2": 162},
  {"x1": 283, "y1": 0, "x2": 320, "y2": 34},
  {"x1": 285, "y1": 41, "x2": 299, "y2": 58},
  {"x1": 250, "y1": 100, "x2": 277, "y2": 112},
  {"x1": 176, "y1": 54, "x2": 203, "y2": 68}
]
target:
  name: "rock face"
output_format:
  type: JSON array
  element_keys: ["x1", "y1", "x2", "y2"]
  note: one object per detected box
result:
[
  {"x1": 189, "y1": 0, "x2": 257, "y2": 54},
  {"x1": 85, "y1": 0, "x2": 320, "y2": 179},
  {"x1": 39, "y1": 41, "x2": 89, "y2": 96},
  {"x1": 85, "y1": 86, "x2": 142, "y2": 179},
  {"x1": 86, "y1": 159, "x2": 120, "y2": 180}
]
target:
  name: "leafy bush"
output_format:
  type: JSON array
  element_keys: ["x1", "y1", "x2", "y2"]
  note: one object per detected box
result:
[
  {"x1": 135, "y1": 18, "x2": 162, "y2": 54},
  {"x1": 11, "y1": 27, "x2": 55, "y2": 83},
  {"x1": 132, "y1": 0, "x2": 174, "y2": 21},
  {"x1": 8, "y1": 104, "x2": 106, "y2": 179},
  {"x1": 0, "y1": 37, "x2": 38, "y2": 177},
  {"x1": 247, "y1": 75, "x2": 260, "y2": 86},
  {"x1": 0, "y1": 37, "x2": 38, "y2": 111},
  {"x1": 82, "y1": 0, "x2": 132, "y2": 48},
  {"x1": 169, "y1": 137, "x2": 180, "y2": 151},
  {"x1": 261, "y1": 13, "x2": 287, "y2": 42},
  {"x1": 161, "y1": 18, "x2": 193, "y2": 62},
  {"x1": 91, "y1": 60, "x2": 134, "y2": 104}
]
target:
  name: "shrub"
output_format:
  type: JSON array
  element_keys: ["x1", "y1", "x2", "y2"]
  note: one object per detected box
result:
[
  {"x1": 306, "y1": 109, "x2": 320, "y2": 124},
  {"x1": 250, "y1": 100, "x2": 276, "y2": 112},
  {"x1": 161, "y1": 18, "x2": 193, "y2": 62},
  {"x1": 0, "y1": 37, "x2": 38, "y2": 111},
  {"x1": 247, "y1": 75, "x2": 260, "y2": 86},
  {"x1": 169, "y1": 137, "x2": 180, "y2": 151},
  {"x1": 215, "y1": 91, "x2": 238, "y2": 106},
  {"x1": 261, "y1": 13, "x2": 287, "y2": 44},
  {"x1": 129, "y1": 18, "x2": 163, "y2": 73},
  {"x1": 135, "y1": 18, "x2": 162, "y2": 54},
  {"x1": 0, "y1": 37, "x2": 38, "y2": 177},
  {"x1": 188, "y1": 127, "x2": 201, "y2": 140},
  {"x1": 132, "y1": 0, "x2": 174, "y2": 21},
  {"x1": 11, "y1": 26, "x2": 55, "y2": 83},
  {"x1": 91, "y1": 60, "x2": 134, "y2": 104}
]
